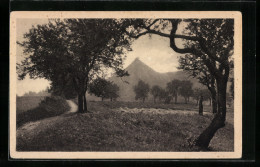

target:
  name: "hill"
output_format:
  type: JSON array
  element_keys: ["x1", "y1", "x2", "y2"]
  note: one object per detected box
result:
[{"x1": 106, "y1": 58, "x2": 204, "y2": 101}]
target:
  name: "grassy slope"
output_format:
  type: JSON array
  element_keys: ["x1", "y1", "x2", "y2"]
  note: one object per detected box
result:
[
  {"x1": 16, "y1": 96, "x2": 46, "y2": 114},
  {"x1": 17, "y1": 96, "x2": 70, "y2": 127},
  {"x1": 17, "y1": 101, "x2": 234, "y2": 152}
]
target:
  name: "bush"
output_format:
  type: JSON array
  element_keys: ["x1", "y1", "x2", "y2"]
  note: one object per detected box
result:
[{"x1": 17, "y1": 96, "x2": 70, "y2": 127}]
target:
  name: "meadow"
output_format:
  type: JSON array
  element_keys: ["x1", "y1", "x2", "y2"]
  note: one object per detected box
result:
[
  {"x1": 16, "y1": 98, "x2": 234, "y2": 152},
  {"x1": 16, "y1": 96, "x2": 47, "y2": 114},
  {"x1": 16, "y1": 96, "x2": 70, "y2": 127}
]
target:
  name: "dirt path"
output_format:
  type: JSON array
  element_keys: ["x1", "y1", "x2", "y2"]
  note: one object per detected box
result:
[
  {"x1": 66, "y1": 100, "x2": 78, "y2": 113},
  {"x1": 17, "y1": 100, "x2": 78, "y2": 139}
]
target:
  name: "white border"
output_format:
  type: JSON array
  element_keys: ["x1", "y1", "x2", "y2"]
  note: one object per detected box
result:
[{"x1": 10, "y1": 11, "x2": 242, "y2": 159}]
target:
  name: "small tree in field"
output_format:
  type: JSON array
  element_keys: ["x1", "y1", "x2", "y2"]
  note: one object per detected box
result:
[
  {"x1": 133, "y1": 80, "x2": 150, "y2": 103},
  {"x1": 179, "y1": 80, "x2": 193, "y2": 104},
  {"x1": 106, "y1": 82, "x2": 120, "y2": 101},
  {"x1": 151, "y1": 85, "x2": 162, "y2": 103},
  {"x1": 89, "y1": 78, "x2": 110, "y2": 101},
  {"x1": 17, "y1": 19, "x2": 130, "y2": 113},
  {"x1": 167, "y1": 79, "x2": 181, "y2": 104}
]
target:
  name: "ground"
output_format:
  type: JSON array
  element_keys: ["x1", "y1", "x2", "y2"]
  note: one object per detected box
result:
[{"x1": 16, "y1": 99, "x2": 234, "y2": 152}]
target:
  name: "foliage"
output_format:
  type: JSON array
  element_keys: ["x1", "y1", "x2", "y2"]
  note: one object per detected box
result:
[
  {"x1": 49, "y1": 73, "x2": 77, "y2": 99},
  {"x1": 166, "y1": 79, "x2": 181, "y2": 103},
  {"x1": 106, "y1": 82, "x2": 120, "y2": 101},
  {"x1": 150, "y1": 85, "x2": 162, "y2": 102},
  {"x1": 133, "y1": 80, "x2": 150, "y2": 102},
  {"x1": 179, "y1": 80, "x2": 193, "y2": 103},
  {"x1": 17, "y1": 19, "x2": 131, "y2": 112},
  {"x1": 89, "y1": 78, "x2": 120, "y2": 101}
]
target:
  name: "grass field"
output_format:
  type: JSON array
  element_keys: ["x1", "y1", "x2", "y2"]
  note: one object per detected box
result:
[
  {"x1": 16, "y1": 96, "x2": 70, "y2": 127},
  {"x1": 17, "y1": 100, "x2": 234, "y2": 152},
  {"x1": 16, "y1": 96, "x2": 47, "y2": 114}
]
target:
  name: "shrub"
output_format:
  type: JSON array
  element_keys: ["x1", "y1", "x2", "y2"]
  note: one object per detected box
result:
[{"x1": 17, "y1": 96, "x2": 70, "y2": 127}]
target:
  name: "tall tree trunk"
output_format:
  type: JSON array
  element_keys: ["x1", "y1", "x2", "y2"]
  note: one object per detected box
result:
[
  {"x1": 154, "y1": 97, "x2": 156, "y2": 103},
  {"x1": 83, "y1": 93, "x2": 87, "y2": 112},
  {"x1": 212, "y1": 93, "x2": 217, "y2": 114},
  {"x1": 209, "y1": 98, "x2": 212, "y2": 106},
  {"x1": 209, "y1": 86, "x2": 217, "y2": 113},
  {"x1": 195, "y1": 78, "x2": 227, "y2": 148},
  {"x1": 175, "y1": 94, "x2": 178, "y2": 104},
  {"x1": 78, "y1": 92, "x2": 84, "y2": 113},
  {"x1": 199, "y1": 96, "x2": 203, "y2": 115}
]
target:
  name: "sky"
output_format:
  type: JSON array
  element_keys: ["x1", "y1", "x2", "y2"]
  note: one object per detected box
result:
[{"x1": 16, "y1": 19, "x2": 184, "y2": 96}]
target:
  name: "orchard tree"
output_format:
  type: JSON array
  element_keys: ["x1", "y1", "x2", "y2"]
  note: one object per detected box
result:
[
  {"x1": 192, "y1": 88, "x2": 201, "y2": 105},
  {"x1": 49, "y1": 73, "x2": 77, "y2": 99},
  {"x1": 158, "y1": 88, "x2": 169, "y2": 103},
  {"x1": 167, "y1": 79, "x2": 181, "y2": 104},
  {"x1": 124, "y1": 18, "x2": 234, "y2": 148},
  {"x1": 179, "y1": 80, "x2": 193, "y2": 104},
  {"x1": 106, "y1": 82, "x2": 120, "y2": 101},
  {"x1": 151, "y1": 85, "x2": 162, "y2": 103},
  {"x1": 178, "y1": 54, "x2": 217, "y2": 113},
  {"x1": 133, "y1": 80, "x2": 150, "y2": 103},
  {"x1": 17, "y1": 19, "x2": 130, "y2": 113},
  {"x1": 89, "y1": 78, "x2": 110, "y2": 101}
]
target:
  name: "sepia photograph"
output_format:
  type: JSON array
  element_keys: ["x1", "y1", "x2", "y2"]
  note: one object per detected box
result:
[{"x1": 10, "y1": 11, "x2": 242, "y2": 159}]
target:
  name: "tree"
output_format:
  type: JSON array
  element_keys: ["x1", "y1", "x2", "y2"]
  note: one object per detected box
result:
[
  {"x1": 151, "y1": 85, "x2": 162, "y2": 103},
  {"x1": 157, "y1": 88, "x2": 170, "y2": 103},
  {"x1": 230, "y1": 77, "x2": 234, "y2": 99},
  {"x1": 49, "y1": 73, "x2": 77, "y2": 99},
  {"x1": 17, "y1": 19, "x2": 130, "y2": 113},
  {"x1": 133, "y1": 80, "x2": 150, "y2": 103},
  {"x1": 192, "y1": 88, "x2": 201, "y2": 106},
  {"x1": 106, "y1": 82, "x2": 120, "y2": 101},
  {"x1": 179, "y1": 80, "x2": 193, "y2": 104},
  {"x1": 201, "y1": 89, "x2": 212, "y2": 105},
  {"x1": 178, "y1": 54, "x2": 217, "y2": 113},
  {"x1": 125, "y1": 18, "x2": 234, "y2": 148},
  {"x1": 167, "y1": 79, "x2": 181, "y2": 104},
  {"x1": 89, "y1": 78, "x2": 110, "y2": 101}
]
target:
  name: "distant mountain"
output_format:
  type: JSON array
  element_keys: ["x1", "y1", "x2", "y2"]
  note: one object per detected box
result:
[{"x1": 106, "y1": 58, "x2": 204, "y2": 101}]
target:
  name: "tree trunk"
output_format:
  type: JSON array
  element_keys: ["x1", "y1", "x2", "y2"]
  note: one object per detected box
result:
[
  {"x1": 209, "y1": 87, "x2": 217, "y2": 113},
  {"x1": 154, "y1": 97, "x2": 156, "y2": 103},
  {"x1": 195, "y1": 113, "x2": 225, "y2": 148},
  {"x1": 78, "y1": 92, "x2": 84, "y2": 113},
  {"x1": 212, "y1": 94, "x2": 217, "y2": 114},
  {"x1": 195, "y1": 78, "x2": 227, "y2": 148},
  {"x1": 101, "y1": 97, "x2": 104, "y2": 101},
  {"x1": 209, "y1": 98, "x2": 212, "y2": 106},
  {"x1": 83, "y1": 93, "x2": 87, "y2": 112},
  {"x1": 199, "y1": 96, "x2": 203, "y2": 115},
  {"x1": 185, "y1": 97, "x2": 187, "y2": 104},
  {"x1": 175, "y1": 94, "x2": 178, "y2": 104},
  {"x1": 143, "y1": 98, "x2": 145, "y2": 103}
]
